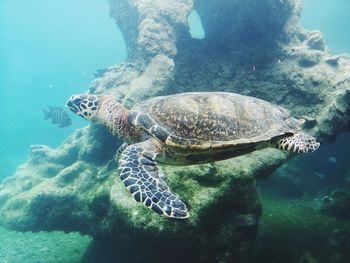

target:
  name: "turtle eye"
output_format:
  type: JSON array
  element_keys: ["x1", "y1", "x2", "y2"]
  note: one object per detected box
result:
[{"x1": 73, "y1": 98, "x2": 82, "y2": 106}]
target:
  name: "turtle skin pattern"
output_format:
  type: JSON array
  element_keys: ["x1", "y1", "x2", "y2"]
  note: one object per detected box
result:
[
  {"x1": 66, "y1": 92, "x2": 320, "y2": 219},
  {"x1": 133, "y1": 92, "x2": 300, "y2": 145},
  {"x1": 118, "y1": 139, "x2": 189, "y2": 218}
]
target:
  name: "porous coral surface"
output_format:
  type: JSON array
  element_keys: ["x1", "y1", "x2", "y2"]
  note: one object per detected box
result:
[{"x1": 1, "y1": 0, "x2": 350, "y2": 262}]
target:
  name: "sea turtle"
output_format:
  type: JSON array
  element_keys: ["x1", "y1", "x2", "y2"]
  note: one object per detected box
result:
[{"x1": 66, "y1": 92, "x2": 320, "y2": 219}]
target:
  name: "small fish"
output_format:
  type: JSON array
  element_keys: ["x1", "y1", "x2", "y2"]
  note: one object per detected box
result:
[
  {"x1": 321, "y1": 195, "x2": 332, "y2": 204},
  {"x1": 43, "y1": 106, "x2": 72, "y2": 128},
  {"x1": 326, "y1": 156, "x2": 337, "y2": 164},
  {"x1": 312, "y1": 171, "x2": 326, "y2": 181}
]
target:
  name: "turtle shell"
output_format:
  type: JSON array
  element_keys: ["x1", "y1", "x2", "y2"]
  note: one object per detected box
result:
[{"x1": 131, "y1": 92, "x2": 300, "y2": 150}]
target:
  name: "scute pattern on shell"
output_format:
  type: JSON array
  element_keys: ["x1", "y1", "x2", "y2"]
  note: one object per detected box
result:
[{"x1": 132, "y1": 92, "x2": 300, "y2": 147}]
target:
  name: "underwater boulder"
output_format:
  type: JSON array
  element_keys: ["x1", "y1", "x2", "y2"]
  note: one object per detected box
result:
[
  {"x1": 1, "y1": 0, "x2": 350, "y2": 262},
  {"x1": 305, "y1": 30, "x2": 326, "y2": 51},
  {"x1": 0, "y1": 121, "x2": 287, "y2": 262}
]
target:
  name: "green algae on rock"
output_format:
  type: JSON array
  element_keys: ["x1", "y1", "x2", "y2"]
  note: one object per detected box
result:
[
  {"x1": 1, "y1": 0, "x2": 350, "y2": 262},
  {"x1": 0, "y1": 226, "x2": 91, "y2": 263},
  {"x1": 257, "y1": 194, "x2": 350, "y2": 263}
]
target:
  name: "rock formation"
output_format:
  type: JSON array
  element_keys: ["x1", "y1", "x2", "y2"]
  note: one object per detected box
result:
[{"x1": 1, "y1": 0, "x2": 350, "y2": 262}]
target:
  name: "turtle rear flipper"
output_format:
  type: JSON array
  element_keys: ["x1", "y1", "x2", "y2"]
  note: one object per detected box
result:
[
  {"x1": 118, "y1": 138, "x2": 189, "y2": 219},
  {"x1": 273, "y1": 132, "x2": 320, "y2": 153}
]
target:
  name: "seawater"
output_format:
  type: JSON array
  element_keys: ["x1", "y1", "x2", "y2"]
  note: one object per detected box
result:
[
  {"x1": 0, "y1": 0, "x2": 126, "y2": 181},
  {"x1": 1, "y1": 0, "x2": 350, "y2": 262}
]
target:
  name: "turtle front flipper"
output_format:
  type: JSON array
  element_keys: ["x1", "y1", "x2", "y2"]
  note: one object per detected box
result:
[
  {"x1": 273, "y1": 132, "x2": 320, "y2": 153},
  {"x1": 118, "y1": 138, "x2": 189, "y2": 219},
  {"x1": 115, "y1": 142, "x2": 128, "y2": 162}
]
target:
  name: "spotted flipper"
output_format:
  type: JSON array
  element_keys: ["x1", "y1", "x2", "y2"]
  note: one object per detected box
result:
[
  {"x1": 118, "y1": 138, "x2": 189, "y2": 219},
  {"x1": 273, "y1": 132, "x2": 320, "y2": 153},
  {"x1": 115, "y1": 142, "x2": 128, "y2": 162}
]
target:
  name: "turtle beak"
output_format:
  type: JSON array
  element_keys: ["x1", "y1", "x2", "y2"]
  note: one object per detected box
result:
[
  {"x1": 65, "y1": 96, "x2": 74, "y2": 108},
  {"x1": 65, "y1": 98, "x2": 71, "y2": 108},
  {"x1": 66, "y1": 96, "x2": 79, "y2": 114}
]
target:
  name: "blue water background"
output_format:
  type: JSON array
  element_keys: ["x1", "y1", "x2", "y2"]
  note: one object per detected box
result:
[
  {"x1": 301, "y1": 0, "x2": 350, "y2": 54},
  {"x1": 0, "y1": 0, "x2": 126, "y2": 180},
  {"x1": 0, "y1": 0, "x2": 349, "y2": 181},
  {"x1": 299, "y1": 0, "x2": 350, "y2": 189}
]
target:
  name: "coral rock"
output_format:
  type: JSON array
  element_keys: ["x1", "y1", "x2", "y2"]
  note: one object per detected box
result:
[
  {"x1": 305, "y1": 30, "x2": 326, "y2": 51},
  {"x1": 1, "y1": 0, "x2": 350, "y2": 262}
]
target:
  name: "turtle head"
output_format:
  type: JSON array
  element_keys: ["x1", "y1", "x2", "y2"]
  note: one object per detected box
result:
[
  {"x1": 66, "y1": 94, "x2": 100, "y2": 121},
  {"x1": 66, "y1": 93, "x2": 139, "y2": 140}
]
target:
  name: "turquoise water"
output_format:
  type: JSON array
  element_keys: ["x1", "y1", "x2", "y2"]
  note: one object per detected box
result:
[
  {"x1": 301, "y1": 0, "x2": 350, "y2": 54},
  {"x1": 1, "y1": 0, "x2": 348, "y2": 182},
  {"x1": 0, "y1": 0, "x2": 126, "y2": 180},
  {"x1": 1, "y1": 0, "x2": 350, "y2": 262}
]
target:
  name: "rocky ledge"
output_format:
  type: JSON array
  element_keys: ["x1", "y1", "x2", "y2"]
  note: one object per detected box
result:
[{"x1": 1, "y1": 0, "x2": 350, "y2": 262}]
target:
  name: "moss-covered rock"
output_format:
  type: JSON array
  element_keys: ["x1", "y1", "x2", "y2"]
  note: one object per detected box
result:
[
  {"x1": 257, "y1": 194, "x2": 350, "y2": 263},
  {"x1": 0, "y1": 126, "x2": 287, "y2": 262},
  {"x1": 1, "y1": 0, "x2": 350, "y2": 262},
  {"x1": 0, "y1": 226, "x2": 91, "y2": 263}
]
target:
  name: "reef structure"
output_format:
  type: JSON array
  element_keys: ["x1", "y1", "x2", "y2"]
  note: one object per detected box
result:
[{"x1": 1, "y1": 0, "x2": 350, "y2": 262}]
